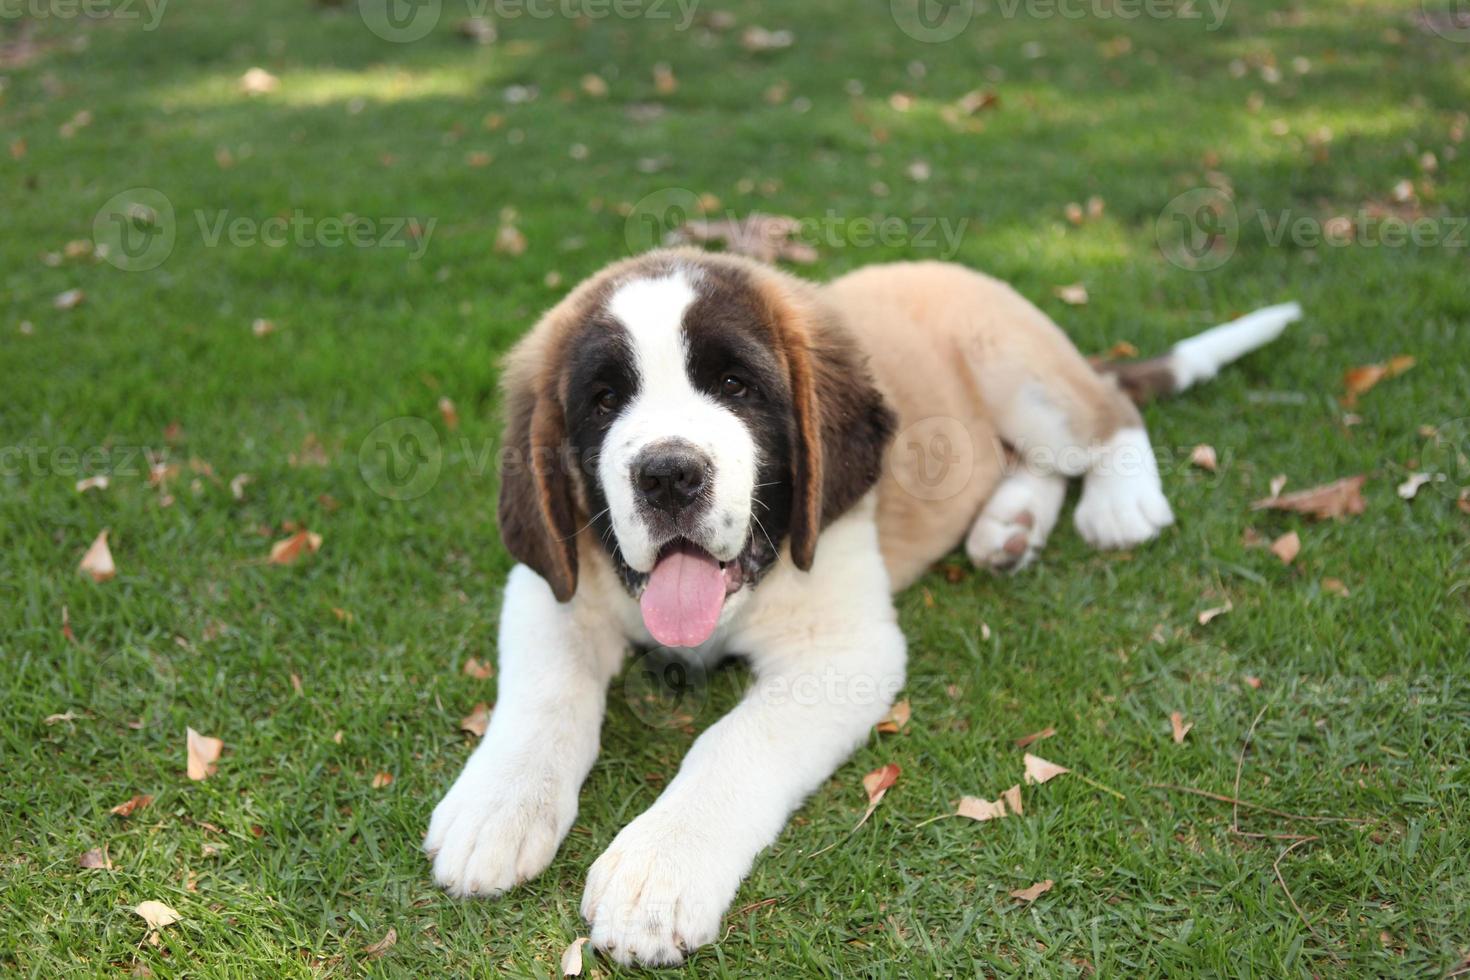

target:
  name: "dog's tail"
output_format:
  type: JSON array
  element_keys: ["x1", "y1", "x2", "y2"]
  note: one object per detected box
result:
[{"x1": 1095, "y1": 302, "x2": 1302, "y2": 405}]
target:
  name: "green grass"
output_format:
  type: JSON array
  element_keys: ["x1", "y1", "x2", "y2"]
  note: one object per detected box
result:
[{"x1": 4, "y1": 0, "x2": 1470, "y2": 975}]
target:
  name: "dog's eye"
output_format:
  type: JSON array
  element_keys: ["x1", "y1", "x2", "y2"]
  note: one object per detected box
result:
[
  {"x1": 594, "y1": 387, "x2": 621, "y2": 415},
  {"x1": 720, "y1": 374, "x2": 748, "y2": 398}
]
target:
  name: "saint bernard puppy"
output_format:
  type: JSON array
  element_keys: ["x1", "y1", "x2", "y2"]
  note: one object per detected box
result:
[{"x1": 424, "y1": 247, "x2": 1299, "y2": 965}]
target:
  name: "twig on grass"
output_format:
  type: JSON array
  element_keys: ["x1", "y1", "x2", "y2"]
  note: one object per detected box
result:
[
  {"x1": 1272, "y1": 836, "x2": 1322, "y2": 938},
  {"x1": 1233, "y1": 705, "x2": 1270, "y2": 833},
  {"x1": 1148, "y1": 784, "x2": 1373, "y2": 825}
]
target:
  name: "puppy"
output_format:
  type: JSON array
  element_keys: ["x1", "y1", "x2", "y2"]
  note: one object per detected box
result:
[{"x1": 423, "y1": 248, "x2": 1299, "y2": 965}]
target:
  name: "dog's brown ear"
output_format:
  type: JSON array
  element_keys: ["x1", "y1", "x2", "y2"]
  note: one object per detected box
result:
[
  {"x1": 497, "y1": 358, "x2": 579, "y2": 601},
  {"x1": 787, "y1": 311, "x2": 897, "y2": 571}
]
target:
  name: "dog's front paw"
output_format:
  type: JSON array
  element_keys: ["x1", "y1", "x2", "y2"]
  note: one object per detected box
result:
[
  {"x1": 425, "y1": 757, "x2": 576, "y2": 898},
  {"x1": 581, "y1": 812, "x2": 743, "y2": 966}
]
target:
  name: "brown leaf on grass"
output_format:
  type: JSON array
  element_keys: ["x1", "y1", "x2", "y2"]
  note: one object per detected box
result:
[
  {"x1": 456, "y1": 16, "x2": 496, "y2": 43},
  {"x1": 1322, "y1": 577, "x2": 1350, "y2": 597},
  {"x1": 957, "y1": 795, "x2": 1007, "y2": 821},
  {"x1": 290, "y1": 673, "x2": 304, "y2": 695},
  {"x1": 875, "y1": 699, "x2": 911, "y2": 734},
  {"x1": 78, "y1": 846, "x2": 112, "y2": 869},
  {"x1": 363, "y1": 927, "x2": 397, "y2": 960},
  {"x1": 109, "y1": 794, "x2": 153, "y2": 817},
  {"x1": 1268, "y1": 474, "x2": 1289, "y2": 499},
  {"x1": 668, "y1": 213, "x2": 818, "y2": 265},
  {"x1": 78, "y1": 530, "x2": 116, "y2": 582},
  {"x1": 186, "y1": 727, "x2": 223, "y2": 781},
  {"x1": 1252, "y1": 476, "x2": 1366, "y2": 520},
  {"x1": 1244, "y1": 675, "x2": 1263, "y2": 690},
  {"x1": 1023, "y1": 753, "x2": 1069, "y2": 785},
  {"x1": 1460, "y1": 489, "x2": 1470, "y2": 516},
  {"x1": 741, "y1": 26, "x2": 795, "y2": 51},
  {"x1": 44, "y1": 709, "x2": 79, "y2": 724},
  {"x1": 580, "y1": 73, "x2": 609, "y2": 98},
  {"x1": 289, "y1": 433, "x2": 331, "y2": 467},
  {"x1": 250, "y1": 317, "x2": 275, "y2": 337},
  {"x1": 268, "y1": 530, "x2": 322, "y2": 565},
  {"x1": 1198, "y1": 600, "x2": 1233, "y2": 626},
  {"x1": 1002, "y1": 784, "x2": 1023, "y2": 816},
  {"x1": 463, "y1": 657, "x2": 493, "y2": 679},
  {"x1": 134, "y1": 900, "x2": 181, "y2": 931},
  {"x1": 1341, "y1": 355, "x2": 1415, "y2": 407},
  {"x1": 494, "y1": 221, "x2": 528, "y2": 256},
  {"x1": 1053, "y1": 283, "x2": 1089, "y2": 306},
  {"x1": 1170, "y1": 711, "x2": 1193, "y2": 744},
  {"x1": 76, "y1": 475, "x2": 110, "y2": 493},
  {"x1": 851, "y1": 763, "x2": 900, "y2": 831},
  {"x1": 437, "y1": 397, "x2": 459, "y2": 431},
  {"x1": 1010, "y1": 880, "x2": 1054, "y2": 903},
  {"x1": 229, "y1": 473, "x2": 252, "y2": 500},
  {"x1": 459, "y1": 702, "x2": 492, "y2": 738},
  {"x1": 1270, "y1": 531, "x2": 1301, "y2": 565},
  {"x1": 1015, "y1": 726, "x2": 1056, "y2": 749},
  {"x1": 560, "y1": 936, "x2": 589, "y2": 976},
  {"x1": 653, "y1": 62, "x2": 678, "y2": 95},
  {"x1": 371, "y1": 772, "x2": 394, "y2": 789},
  {"x1": 1190, "y1": 444, "x2": 1218, "y2": 472},
  {"x1": 54, "y1": 288, "x2": 85, "y2": 310},
  {"x1": 239, "y1": 67, "x2": 279, "y2": 95}
]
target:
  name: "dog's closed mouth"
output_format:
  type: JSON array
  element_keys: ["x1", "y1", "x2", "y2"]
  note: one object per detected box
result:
[{"x1": 640, "y1": 539, "x2": 743, "y2": 649}]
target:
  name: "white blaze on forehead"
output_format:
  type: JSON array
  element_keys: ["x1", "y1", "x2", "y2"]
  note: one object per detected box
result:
[{"x1": 598, "y1": 270, "x2": 758, "y2": 574}]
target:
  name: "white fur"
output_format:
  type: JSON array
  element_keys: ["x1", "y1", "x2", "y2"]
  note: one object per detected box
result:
[
  {"x1": 599, "y1": 272, "x2": 758, "y2": 571},
  {"x1": 966, "y1": 468, "x2": 1068, "y2": 571},
  {"x1": 1074, "y1": 428, "x2": 1175, "y2": 548},
  {"x1": 1171, "y1": 301, "x2": 1302, "y2": 390}
]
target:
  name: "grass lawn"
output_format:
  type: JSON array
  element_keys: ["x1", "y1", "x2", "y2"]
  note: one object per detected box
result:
[{"x1": 4, "y1": 0, "x2": 1470, "y2": 975}]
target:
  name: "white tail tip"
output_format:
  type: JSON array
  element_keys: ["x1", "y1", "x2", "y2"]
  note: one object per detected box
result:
[{"x1": 1171, "y1": 301, "x2": 1302, "y2": 390}]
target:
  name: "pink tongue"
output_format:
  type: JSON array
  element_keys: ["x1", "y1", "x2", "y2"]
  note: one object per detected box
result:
[{"x1": 640, "y1": 543, "x2": 727, "y2": 648}]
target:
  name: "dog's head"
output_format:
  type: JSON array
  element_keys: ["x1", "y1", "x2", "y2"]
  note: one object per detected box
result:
[{"x1": 497, "y1": 249, "x2": 895, "y2": 647}]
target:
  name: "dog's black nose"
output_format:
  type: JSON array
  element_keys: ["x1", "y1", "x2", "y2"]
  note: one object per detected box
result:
[{"x1": 634, "y1": 444, "x2": 709, "y2": 514}]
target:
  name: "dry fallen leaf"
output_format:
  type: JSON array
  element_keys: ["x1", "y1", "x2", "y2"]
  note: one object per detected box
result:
[
  {"x1": 1023, "y1": 753, "x2": 1069, "y2": 785},
  {"x1": 462, "y1": 657, "x2": 494, "y2": 679},
  {"x1": 437, "y1": 396, "x2": 459, "y2": 431},
  {"x1": 1054, "y1": 283, "x2": 1089, "y2": 306},
  {"x1": 75, "y1": 475, "x2": 110, "y2": 493},
  {"x1": 44, "y1": 709, "x2": 79, "y2": 724},
  {"x1": 852, "y1": 763, "x2": 900, "y2": 830},
  {"x1": 459, "y1": 702, "x2": 491, "y2": 738},
  {"x1": 456, "y1": 16, "x2": 496, "y2": 43},
  {"x1": 668, "y1": 213, "x2": 818, "y2": 265},
  {"x1": 494, "y1": 221, "x2": 528, "y2": 257},
  {"x1": 363, "y1": 927, "x2": 397, "y2": 960},
  {"x1": 1341, "y1": 355, "x2": 1415, "y2": 407},
  {"x1": 239, "y1": 67, "x2": 279, "y2": 95},
  {"x1": 229, "y1": 474, "x2": 252, "y2": 500},
  {"x1": 875, "y1": 699, "x2": 911, "y2": 734},
  {"x1": 1397, "y1": 473, "x2": 1432, "y2": 500},
  {"x1": 250, "y1": 317, "x2": 275, "y2": 337},
  {"x1": 1001, "y1": 784, "x2": 1023, "y2": 816},
  {"x1": 1244, "y1": 675, "x2": 1263, "y2": 690},
  {"x1": 268, "y1": 530, "x2": 322, "y2": 565},
  {"x1": 1268, "y1": 474, "x2": 1289, "y2": 499},
  {"x1": 371, "y1": 771, "x2": 394, "y2": 789},
  {"x1": 109, "y1": 794, "x2": 153, "y2": 817},
  {"x1": 1197, "y1": 601, "x2": 1233, "y2": 626},
  {"x1": 741, "y1": 26, "x2": 795, "y2": 51},
  {"x1": 1252, "y1": 475, "x2": 1366, "y2": 520},
  {"x1": 134, "y1": 900, "x2": 181, "y2": 931},
  {"x1": 1190, "y1": 444, "x2": 1218, "y2": 472},
  {"x1": 186, "y1": 727, "x2": 223, "y2": 781},
  {"x1": 1010, "y1": 880, "x2": 1053, "y2": 903},
  {"x1": 78, "y1": 846, "x2": 112, "y2": 870},
  {"x1": 78, "y1": 530, "x2": 116, "y2": 582},
  {"x1": 54, "y1": 288, "x2": 85, "y2": 310},
  {"x1": 561, "y1": 936, "x2": 589, "y2": 976},
  {"x1": 957, "y1": 795, "x2": 1007, "y2": 821},
  {"x1": 1322, "y1": 577, "x2": 1350, "y2": 597},
  {"x1": 1169, "y1": 711, "x2": 1193, "y2": 744},
  {"x1": 1015, "y1": 727, "x2": 1056, "y2": 749},
  {"x1": 653, "y1": 62, "x2": 677, "y2": 95},
  {"x1": 580, "y1": 73, "x2": 609, "y2": 98},
  {"x1": 1270, "y1": 531, "x2": 1301, "y2": 565}
]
